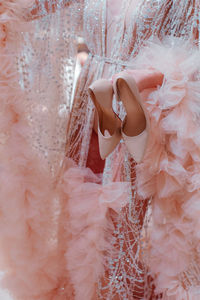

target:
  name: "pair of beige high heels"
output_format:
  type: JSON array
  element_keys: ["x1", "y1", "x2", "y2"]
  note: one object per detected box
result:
[{"x1": 88, "y1": 70, "x2": 163, "y2": 163}]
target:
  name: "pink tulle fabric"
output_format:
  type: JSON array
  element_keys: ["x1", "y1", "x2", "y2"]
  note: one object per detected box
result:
[
  {"x1": 0, "y1": 2, "x2": 130, "y2": 299},
  {"x1": 60, "y1": 160, "x2": 130, "y2": 300},
  {"x1": 134, "y1": 38, "x2": 200, "y2": 299},
  {"x1": 0, "y1": 1, "x2": 74, "y2": 299},
  {"x1": 2, "y1": 1, "x2": 200, "y2": 299}
]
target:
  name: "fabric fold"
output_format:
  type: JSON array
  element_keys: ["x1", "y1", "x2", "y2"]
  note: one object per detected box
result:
[
  {"x1": 60, "y1": 162, "x2": 130, "y2": 300},
  {"x1": 134, "y1": 37, "x2": 200, "y2": 299}
]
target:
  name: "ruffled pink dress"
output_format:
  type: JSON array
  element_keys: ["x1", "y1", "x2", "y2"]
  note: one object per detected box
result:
[{"x1": 1, "y1": 0, "x2": 200, "y2": 300}]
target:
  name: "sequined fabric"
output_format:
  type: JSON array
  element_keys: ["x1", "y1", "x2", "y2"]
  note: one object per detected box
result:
[
  {"x1": 17, "y1": 1, "x2": 200, "y2": 299},
  {"x1": 65, "y1": 1, "x2": 200, "y2": 298}
]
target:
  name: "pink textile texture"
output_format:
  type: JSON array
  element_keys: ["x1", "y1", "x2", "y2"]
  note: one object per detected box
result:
[
  {"x1": 0, "y1": 1, "x2": 73, "y2": 299},
  {"x1": 1, "y1": 1, "x2": 200, "y2": 299},
  {"x1": 0, "y1": 6, "x2": 130, "y2": 299},
  {"x1": 60, "y1": 159, "x2": 130, "y2": 300},
  {"x1": 134, "y1": 38, "x2": 200, "y2": 299}
]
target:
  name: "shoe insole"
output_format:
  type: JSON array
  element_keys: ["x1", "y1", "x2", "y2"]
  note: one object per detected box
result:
[
  {"x1": 117, "y1": 78, "x2": 146, "y2": 137},
  {"x1": 89, "y1": 89, "x2": 117, "y2": 136}
]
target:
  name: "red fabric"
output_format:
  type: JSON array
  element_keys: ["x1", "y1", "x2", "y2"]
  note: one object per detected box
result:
[{"x1": 86, "y1": 130, "x2": 105, "y2": 174}]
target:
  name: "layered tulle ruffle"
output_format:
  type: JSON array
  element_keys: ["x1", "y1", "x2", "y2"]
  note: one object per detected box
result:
[
  {"x1": 134, "y1": 38, "x2": 200, "y2": 299},
  {"x1": 0, "y1": 1, "x2": 74, "y2": 299},
  {"x1": 2, "y1": 2, "x2": 200, "y2": 298},
  {"x1": 60, "y1": 160, "x2": 130, "y2": 300}
]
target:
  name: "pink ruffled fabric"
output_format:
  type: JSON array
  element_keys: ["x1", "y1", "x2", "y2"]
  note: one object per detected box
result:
[
  {"x1": 0, "y1": 2, "x2": 130, "y2": 299},
  {"x1": 2, "y1": 2, "x2": 200, "y2": 299},
  {"x1": 134, "y1": 38, "x2": 200, "y2": 298},
  {"x1": 0, "y1": 2, "x2": 74, "y2": 299},
  {"x1": 60, "y1": 159, "x2": 130, "y2": 300}
]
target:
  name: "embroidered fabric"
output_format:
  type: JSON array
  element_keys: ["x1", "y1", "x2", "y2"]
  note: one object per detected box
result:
[
  {"x1": 65, "y1": 1, "x2": 200, "y2": 299},
  {"x1": 6, "y1": 0, "x2": 200, "y2": 299}
]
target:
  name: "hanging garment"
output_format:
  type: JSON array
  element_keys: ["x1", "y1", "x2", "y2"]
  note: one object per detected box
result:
[{"x1": 1, "y1": 0, "x2": 200, "y2": 299}]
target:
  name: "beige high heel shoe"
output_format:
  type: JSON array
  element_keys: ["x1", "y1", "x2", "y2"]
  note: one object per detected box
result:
[
  {"x1": 88, "y1": 79, "x2": 121, "y2": 160},
  {"x1": 113, "y1": 71, "x2": 152, "y2": 163}
]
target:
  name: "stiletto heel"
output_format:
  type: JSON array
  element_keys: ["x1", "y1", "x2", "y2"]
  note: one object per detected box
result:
[
  {"x1": 88, "y1": 79, "x2": 121, "y2": 160},
  {"x1": 113, "y1": 70, "x2": 157, "y2": 163},
  {"x1": 121, "y1": 117, "x2": 149, "y2": 163}
]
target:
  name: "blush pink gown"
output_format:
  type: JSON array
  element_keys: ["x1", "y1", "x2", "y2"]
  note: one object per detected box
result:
[{"x1": 1, "y1": 0, "x2": 200, "y2": 300}]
